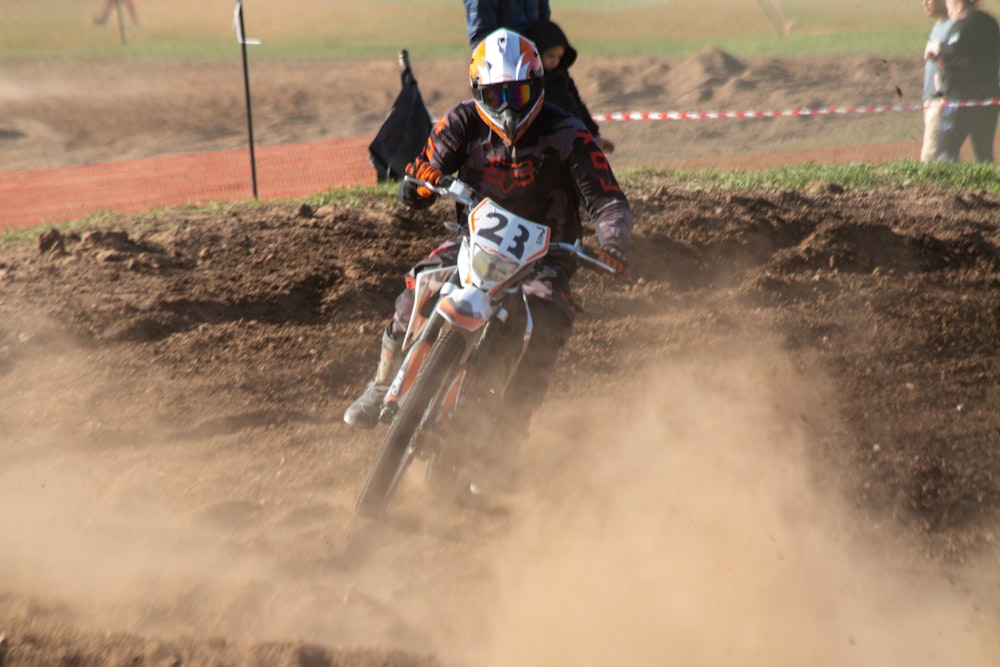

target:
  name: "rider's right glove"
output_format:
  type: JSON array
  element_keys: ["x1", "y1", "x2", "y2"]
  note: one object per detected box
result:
[
  {"x1": 596, "y1": 244, "x2": 630, "y2": 279},
  {"x1": 404, "y1": 158, "x2": 443, "y2": 199}
]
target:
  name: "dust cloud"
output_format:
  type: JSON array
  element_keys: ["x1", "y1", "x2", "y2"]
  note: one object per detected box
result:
[
  {"x1": 0, "y1": 319, "x2": 307, "y2": 643},
  {"x1": 1, "y1": 321, "x2": 997, "y2": 665},
  {"x1": 469, "y1": 340, "x2": 998, "y2": 666}
]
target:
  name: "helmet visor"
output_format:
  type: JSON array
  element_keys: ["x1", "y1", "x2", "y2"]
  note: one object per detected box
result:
[{"x1": 477, "y1": 81, "x2": 538, "y2": 112}]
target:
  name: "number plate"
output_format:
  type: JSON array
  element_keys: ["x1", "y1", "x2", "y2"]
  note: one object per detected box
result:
[{"x1": 469, "y1": 199, "x2": 550, "y2": 264}]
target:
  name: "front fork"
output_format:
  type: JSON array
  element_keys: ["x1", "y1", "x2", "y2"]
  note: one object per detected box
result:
[
  {"x1": 379, "y1": 286, "x2": 534, "y2": 460},
  {"x1": 380, "y1": 310, "x2": 449, "y2": 425}
]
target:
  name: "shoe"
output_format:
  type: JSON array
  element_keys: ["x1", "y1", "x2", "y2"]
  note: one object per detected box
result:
[{"x1": 343, "y1": 380, "x2": 389, "y2": 429}]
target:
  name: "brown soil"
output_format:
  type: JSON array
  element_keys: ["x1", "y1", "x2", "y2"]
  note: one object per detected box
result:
[{"x1": 1, "y1": 50, "x2": 999, "y2": 666}]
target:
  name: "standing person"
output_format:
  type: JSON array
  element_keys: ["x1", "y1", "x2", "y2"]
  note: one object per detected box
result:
[
  {"x1": 757, "y1": 0, "x2": 796, "y2": 36},
  {"x1": 464, "y1": 0, "x2": 550, "y2": 47},
  {"x1": 344, "y1": 29, "x2": 633, "y2": 451},
  {"x1": 922, "y1": 0, "x2": 953, "y2": 161},
  {"x1": 93, "y1": 0, "x2": 139, "y2": 26},
  {"x1": 928, "y1": 0, "x2": 1000, "y2": 162},
  {"x1": 530, "y1": 18, "x2": 616, "y2": 154}
]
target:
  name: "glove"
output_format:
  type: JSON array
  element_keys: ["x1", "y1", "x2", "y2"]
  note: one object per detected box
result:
[
  {"x1": 596, "y1": 245, "x2": 630, "y2": 278},
  {"x1": 404, "y1": 157, "x2": 442, "y2": 199}
]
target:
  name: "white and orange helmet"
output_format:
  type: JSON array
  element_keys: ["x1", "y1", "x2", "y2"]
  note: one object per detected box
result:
[{"x1": 469, "y1": 28, "x2": 545, "y2": 144}]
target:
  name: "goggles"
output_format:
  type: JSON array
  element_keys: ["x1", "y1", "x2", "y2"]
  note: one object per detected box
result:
[{"x1": 476, "y1": 80, "x2": 539, "y2": 112}]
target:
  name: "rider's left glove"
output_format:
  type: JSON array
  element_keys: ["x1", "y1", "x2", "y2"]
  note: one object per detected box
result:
[
  {"x1": 596, "y1": 244, "x2": 630, "y2": 278},
  {"x1": 405, "y1": 158, "x2": 443, "y2": 199}
]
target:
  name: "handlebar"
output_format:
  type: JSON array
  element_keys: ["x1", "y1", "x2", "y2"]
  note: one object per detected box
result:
[
  {"x1": 404, "y1": 174, "x2": 477, "y2": 208},
  {"x1": 549, "y1": 241, "x2": 619, "y2": 275},
  {"x1": 403, "y1": 175, "x2": 620, "y2": 276}
]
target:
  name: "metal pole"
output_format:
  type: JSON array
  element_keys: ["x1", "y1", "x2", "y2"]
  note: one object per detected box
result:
[{"x1": 237, "y1": 0, "x2": 259, "y2": 199}]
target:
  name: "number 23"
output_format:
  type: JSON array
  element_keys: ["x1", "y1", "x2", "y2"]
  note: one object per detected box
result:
[{"x1": 479, "y1": 213, "x2": 529, "y2": 260}]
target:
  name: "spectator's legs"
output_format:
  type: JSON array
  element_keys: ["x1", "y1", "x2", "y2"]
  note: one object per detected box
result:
[
  {"x1": 121, "y1": 0, "x2": 140, "y2": 26},
  {"x1": 92, "y1": 0, "x2": 114, "y2": 24},
  {"x1": 921, "y1": 98, "x2": 945, "y2": 162},
  {"x1": 93, "y1": 0, "x2": 138, "y2": 27},
  {"x1": 968, "y1": 107, "x2": 999, "y2": 163},
  {"x1": 936, "y1": 105, "x2": 968, "y2": 161}
]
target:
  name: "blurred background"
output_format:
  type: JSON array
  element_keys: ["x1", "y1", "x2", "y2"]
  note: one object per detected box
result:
[
  {"x1": 2, "y1": 0, "x2": 935, "y2": 59},
  {"x1": 0, "y1": 0, "x2": 978, "y2": 226}
]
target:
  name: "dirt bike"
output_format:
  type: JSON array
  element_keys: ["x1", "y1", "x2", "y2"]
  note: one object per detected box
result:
[{"x1": 354, "y1": 175, "x2": 619, "y2": 518}]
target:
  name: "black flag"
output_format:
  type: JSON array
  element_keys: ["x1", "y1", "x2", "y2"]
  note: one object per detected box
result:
[{"x1": 368, "y1": 50, "x2": 433, "y2": 182}]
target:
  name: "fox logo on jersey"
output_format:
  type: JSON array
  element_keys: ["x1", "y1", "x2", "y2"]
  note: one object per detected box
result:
[{"x1": 483, "y1": 158, "x2": 536, "y2": 194}]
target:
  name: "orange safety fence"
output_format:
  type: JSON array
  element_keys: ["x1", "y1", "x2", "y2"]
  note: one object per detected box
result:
[{"x1": 0, "y1": 136, "x2": 378, "y2": 231}]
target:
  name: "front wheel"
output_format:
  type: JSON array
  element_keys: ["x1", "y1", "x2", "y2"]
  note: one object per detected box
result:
[{"x1": 355, "y1": 330, "x2": 466, "y2": 518}]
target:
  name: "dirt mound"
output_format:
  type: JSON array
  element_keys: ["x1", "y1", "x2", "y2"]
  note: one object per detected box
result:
[
  {"x1": 2, "y1": 175, "x2": 999, "y2": 665},
  {"x1": 665, "y1": 46, "x2": 747, "y2": 104}
]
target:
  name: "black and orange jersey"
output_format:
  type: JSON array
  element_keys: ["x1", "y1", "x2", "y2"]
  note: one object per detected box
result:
[{"x1": 401, "y1": 99, "x2": 633, "y2": 255}]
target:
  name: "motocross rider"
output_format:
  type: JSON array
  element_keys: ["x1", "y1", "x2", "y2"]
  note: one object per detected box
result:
[{"x1": 344, "y1": 28, "x2": 633, "y2": 444}]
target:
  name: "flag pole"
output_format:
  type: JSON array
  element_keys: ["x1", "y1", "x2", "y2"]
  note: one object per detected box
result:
[{"x1": 236, "y1": 0, "x2": 258, "y2": 199}]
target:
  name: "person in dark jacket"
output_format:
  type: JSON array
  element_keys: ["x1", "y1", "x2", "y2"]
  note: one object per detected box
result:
[
  {"x1": 344, "y1": 29, "x2": 633, "y2": 447},
  {"x1": 530, "y1": 18, "x2": 615, "y2": 154},
  {"x1": 463, "y1": 0, "x2": 550, "y2": 47},
  {"x1": 928, "y1": 0, "x2": 1000, "y2": 161}
]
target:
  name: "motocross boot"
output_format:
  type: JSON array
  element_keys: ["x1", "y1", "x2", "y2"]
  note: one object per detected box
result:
[{"x1": 343, "y1": 327, "x2": 403, "y2": 429}]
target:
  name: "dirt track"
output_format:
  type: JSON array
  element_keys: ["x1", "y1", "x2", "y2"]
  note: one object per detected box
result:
[{"x1": 1, "y1": 50, "x2": 1000, "y2": 666}]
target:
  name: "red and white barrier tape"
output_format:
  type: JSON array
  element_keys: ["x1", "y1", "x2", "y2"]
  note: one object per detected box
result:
[{"x1": 593, "y1": 98, "x2": 1000, "y2": 122}]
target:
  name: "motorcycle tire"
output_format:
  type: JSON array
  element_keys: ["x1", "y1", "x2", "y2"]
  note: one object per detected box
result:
[{"x1": 355, "y1": 329, "x2": 466, "y2": 518}]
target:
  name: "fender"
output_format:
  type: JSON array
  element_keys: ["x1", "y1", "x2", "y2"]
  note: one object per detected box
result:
[
  {"x1": 436, "y1": 285, "x2": 494, "y2": 332},
  {"x1": 403, "y1": 266, "x2": 455, "y2": 350}
]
